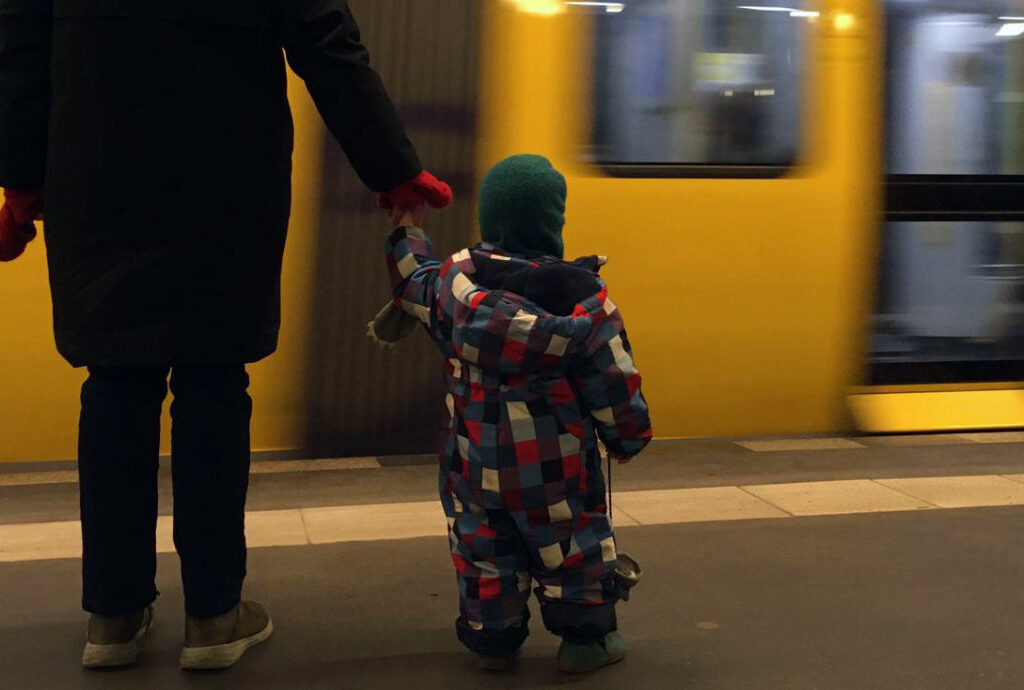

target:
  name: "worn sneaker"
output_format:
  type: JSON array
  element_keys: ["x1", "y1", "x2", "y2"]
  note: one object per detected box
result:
[
  {"x1": 477, "y1": 651, "x2": 518, "y2": 672},
  {"x1": 81, "y1": 606, "x2": 153, "y2": 668},
  {"x1": 179, "y1": 601, "x2": 273, "y2": 670},
  {"x1": 557, "y1": 631, "x2": 626, "y2": 674}
]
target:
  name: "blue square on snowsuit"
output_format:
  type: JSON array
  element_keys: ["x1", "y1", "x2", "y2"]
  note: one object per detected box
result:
[
  {"x1": 517, "y1": 462, "x2": 544, "y2": 490},
  {"x1": 478, "y1": 423, "x2": 499, "y2": 449},
  {"x1": 532, "y1": 414, "x2": 560, "y2": 441}
]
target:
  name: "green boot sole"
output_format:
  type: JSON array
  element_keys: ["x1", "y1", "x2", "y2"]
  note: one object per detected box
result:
[{"x1": 557, "y1": 631, "x2": 626, "y2": 674}]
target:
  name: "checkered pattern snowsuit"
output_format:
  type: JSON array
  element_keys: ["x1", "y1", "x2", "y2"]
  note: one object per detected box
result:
[{"x1": 386, "y1": 227, "x2": 652, "y2": 654}]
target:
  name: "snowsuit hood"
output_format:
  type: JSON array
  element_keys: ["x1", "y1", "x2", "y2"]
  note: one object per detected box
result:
[{"x1": 436, "y1": 243, "x2": 610, "y2": 377}]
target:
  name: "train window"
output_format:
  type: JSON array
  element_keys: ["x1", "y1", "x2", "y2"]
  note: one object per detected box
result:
[
  {"x1": 586, "y1": 0, "x2": 810, "y2": 175},
  {"x1": 873, "y1": 220, "x2": 1024, "y2": 384},
  {"x1": 885, "y1": 1, "x2": 1024, "y2": 175}
]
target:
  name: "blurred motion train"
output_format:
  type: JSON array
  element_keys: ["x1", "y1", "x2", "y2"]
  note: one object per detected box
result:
[
  {"x1": 4, "y1": 0, "x2": 1024, "y2": 463},
  {"x1": 483, "y1": 0, "x2": 1024, "y2": 438}
]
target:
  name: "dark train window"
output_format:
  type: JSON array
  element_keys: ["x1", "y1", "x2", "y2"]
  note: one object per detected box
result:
[{"x1": 585, "y1": 0, "x2": 811, "y2": 174}]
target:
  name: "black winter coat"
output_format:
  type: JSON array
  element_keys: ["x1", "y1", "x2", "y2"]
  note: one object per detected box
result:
[{"x1": 0, "y1": 0, "x2": 422, "y2": 366}]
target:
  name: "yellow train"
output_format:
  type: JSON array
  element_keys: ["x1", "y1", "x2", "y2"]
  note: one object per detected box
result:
[
  {"x1": 3, "y1": 0, "x2": 1024, "y2": 462},
  {"x1": 487, "y1": 0, "x2": 1024, "y2": 438}
]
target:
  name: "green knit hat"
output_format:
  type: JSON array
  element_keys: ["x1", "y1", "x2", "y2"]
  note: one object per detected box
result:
[{"x1": 479, "y1": 154, "x2": 567, "y2": 259}]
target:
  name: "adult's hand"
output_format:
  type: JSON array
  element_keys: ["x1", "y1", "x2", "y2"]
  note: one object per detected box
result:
[
  {"x1": 0, "y1": 189, "x2": 44, "y2": 262},
  {"x1": 378, "y1": 170, "x2": 453, "y2": 225}
]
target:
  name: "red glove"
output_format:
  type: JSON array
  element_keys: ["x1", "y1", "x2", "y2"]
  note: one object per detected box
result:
[
  {"x1": 0, "y1": 189, "x2": 44, "y2": 262},
  {"x1": 378, "y1": 170, "x2": 453, "y2": 214}
]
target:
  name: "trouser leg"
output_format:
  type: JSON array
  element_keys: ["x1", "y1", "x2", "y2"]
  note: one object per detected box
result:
[
  {"x1": 441, "y1": 465, "x2": 532, "y2": 656},
  {"x1": 169, "y1": 364, "x2": 252, "y2": 618},
  {"x1": 79, "y1": 365, "x2": 169, "y2": 615},
  {"x1": 525, "y1": 451, "x2": 620, "y2": 643}
]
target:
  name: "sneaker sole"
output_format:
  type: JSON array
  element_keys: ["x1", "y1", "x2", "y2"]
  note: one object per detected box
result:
[
  {"x1": 179, "y1": 618, "x2": 274, "y2": 670},
  {"x1": 82, "y1": 612, "x2": 153, "y2": 669},
  {"x1": 557, "y1": 648, "x2": 626, "y2": 674}
]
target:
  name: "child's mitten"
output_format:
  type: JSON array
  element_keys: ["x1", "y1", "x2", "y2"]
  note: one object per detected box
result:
[{"x1": 366, "y1": 301, "x2": 419, "y2": 349}]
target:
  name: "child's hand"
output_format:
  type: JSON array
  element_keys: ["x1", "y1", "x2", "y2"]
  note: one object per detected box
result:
[{"x1": 391, "y1": 203, "x2": 424, "y2": 228}]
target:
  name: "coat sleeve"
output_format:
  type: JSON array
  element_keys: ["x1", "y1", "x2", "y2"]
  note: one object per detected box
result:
[
  {"x1": 570, "y1": 300, "x2": 653, "y2": 459},
  {"x1": 385, "y1": 226, "x2": 443, "y2": 327},
  {"x1": 0, "y1": 0, "x2": 51, "y2": 190},
  {"x1": 276, "y1": 0, "x2": 422, "y2": 192}
]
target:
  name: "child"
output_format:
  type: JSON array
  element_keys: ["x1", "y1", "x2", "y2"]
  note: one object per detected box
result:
[{"x1": 376, "y1": 154, "x2": 652, "y2": 673}]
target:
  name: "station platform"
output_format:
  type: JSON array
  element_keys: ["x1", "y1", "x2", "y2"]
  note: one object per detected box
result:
[{"x1": 3, "y1": 434, "x2": 1024, "y2": 689}]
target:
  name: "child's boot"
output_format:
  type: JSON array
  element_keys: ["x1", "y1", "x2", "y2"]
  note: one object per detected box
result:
[{"x1": 557, "y1": 631, "x2": 626, "y2": 674}]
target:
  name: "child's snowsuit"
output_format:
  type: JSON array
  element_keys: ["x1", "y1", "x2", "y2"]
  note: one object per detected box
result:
[{"x1": 385, "y1": 227, "x2": 652, "y2": 655}]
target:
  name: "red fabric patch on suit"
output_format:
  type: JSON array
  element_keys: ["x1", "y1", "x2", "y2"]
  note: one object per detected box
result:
[
  {"x1": 548, "y1": 379, "x2": 575, "y2": 404},
  {"x1": 562, "y1": 453, "x2": 582, "y2": 479},
  {"x1": 478, "y1": 577, "x2": 502, "y2": 600},
  {"x1": 504, "y1": 489, "x2": 525, "y2": 512},
  {"x1": 501, "y1": 339, "x2": 526, "y2": 362},
  {"x1": 562, "y1": 551, "x2": 585, "y2": 568},
  {"x1": 515, "y1": 440, "x2": 541, "y2": 465},
  {"x1": 526, "y1": 507, "x2": 549, "y2": 527},
  {"x1": 465, "y1": 420, "x2": 482, "y2": 444}
]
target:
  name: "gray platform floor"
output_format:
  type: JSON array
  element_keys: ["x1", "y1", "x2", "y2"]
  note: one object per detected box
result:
[{"x1": 4, "y1": 437, "x2": 1024, "y2": 688}]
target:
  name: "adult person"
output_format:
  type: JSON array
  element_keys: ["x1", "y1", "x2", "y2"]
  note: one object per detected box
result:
[{"x1": 0, "y1": 0, "x2": 451, "y2": 670}]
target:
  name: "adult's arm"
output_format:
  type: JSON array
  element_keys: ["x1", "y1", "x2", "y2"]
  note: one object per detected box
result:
[
  {"x1": 276, "y1": 0, "x2": 423, "y2": 192},
  {"x1": 0, "y1": 0, "x2": 51, "y2": 189}
]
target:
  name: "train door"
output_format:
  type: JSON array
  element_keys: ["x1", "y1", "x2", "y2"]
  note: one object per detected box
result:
[{"x1": 855, "y1": 0, "x2": 1024, "y2": 431}]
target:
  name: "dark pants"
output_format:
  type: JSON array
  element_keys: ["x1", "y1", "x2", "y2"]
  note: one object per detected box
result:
[{"x1": 79, "y1": 364, "x2": 252, "y2": 619}]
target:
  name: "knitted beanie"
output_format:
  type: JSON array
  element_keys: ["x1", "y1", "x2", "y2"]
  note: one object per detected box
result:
[{"x1": 479, "y1": 154, "x2": 566, "y2": 259}]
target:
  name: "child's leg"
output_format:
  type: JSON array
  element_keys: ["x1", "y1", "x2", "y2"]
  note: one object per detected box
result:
[
  {"x1": 517, "y1": 450, "x2": 620, "y2": 644},
  {"x1": 441, "y1": 469, "x2": 532, "y2": 657}
]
